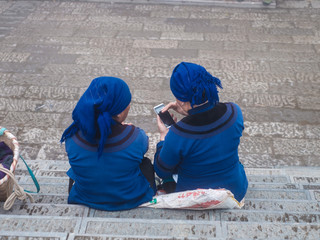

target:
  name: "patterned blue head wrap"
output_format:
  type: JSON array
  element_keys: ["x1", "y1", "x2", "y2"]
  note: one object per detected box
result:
[
  {"x1": 60, "y1": 76, "x2": 131, "y2": 157},
  {"x1": 170, "y1": 62, "x2": 222, "y2": 107}
]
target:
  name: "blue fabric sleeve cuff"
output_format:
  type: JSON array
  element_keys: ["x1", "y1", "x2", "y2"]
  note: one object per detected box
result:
[
  {"x1": 156, "y1": 141, "x2": 164, "y2": 149},
  {"x1": 67, "y1": 168, "x2": 76, "y2": 180}
]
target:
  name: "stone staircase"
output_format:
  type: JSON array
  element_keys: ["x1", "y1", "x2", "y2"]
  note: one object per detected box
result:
[{"x1": 1, "y1": 160, "x2": 320, "y2": 239}]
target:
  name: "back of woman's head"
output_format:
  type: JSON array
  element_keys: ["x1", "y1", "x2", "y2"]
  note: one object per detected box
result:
[
  {"x1": 61, "y1": 76, "x2": 131, "y2": 157},
  {"x1": 170, "y1": 62, "x2": 222, "y2": 107}
]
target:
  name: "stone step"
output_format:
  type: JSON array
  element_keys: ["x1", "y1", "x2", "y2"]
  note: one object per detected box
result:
[
  {"x1": 8, "y1": 191, "x2": 318, "y2": 212},
  {"x1": 1, "y1": 199, "x2": 319, "y2": 221},
  {"x1": 0, "y1": 203, "x2": 89, "y2": 217},
  {"x1": 17, "y1": 182, "x2": 314, "y2": 201},
  {"x1": 1, "y1": 212, "x2": 319, "y2": 239},
  {"x1": 0, "y1": 232, "x2": 68, "y2": 240}
]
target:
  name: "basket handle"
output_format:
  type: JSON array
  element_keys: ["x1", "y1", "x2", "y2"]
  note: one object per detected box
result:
[
  {"x1": 0, "y1": 166, "x2": 34, "y2": 210},
  {"x1": 19, "y1": 155, "x2": 40, "y2": 194}
]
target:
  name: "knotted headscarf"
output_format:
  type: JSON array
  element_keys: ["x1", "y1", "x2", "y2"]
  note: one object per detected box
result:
[
  {"x1": 170, "y1": 62, "x2": 223, "y2": 107},
  {"x1": 60, "y1": 76, "x2": 132, "y2": 157}
]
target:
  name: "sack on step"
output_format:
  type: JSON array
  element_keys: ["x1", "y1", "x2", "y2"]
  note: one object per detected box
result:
[{"x1": 141, "y1": 188, "x2": 244, "y2": 210}]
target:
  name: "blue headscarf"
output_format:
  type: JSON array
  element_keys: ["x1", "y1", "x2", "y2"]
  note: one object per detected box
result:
[
  {"x1": 170, "y1": 62, "x2": 222, "y2": 107},
  {"x1": 60, "y1": 76, "x2": 132, "y2": 157}
]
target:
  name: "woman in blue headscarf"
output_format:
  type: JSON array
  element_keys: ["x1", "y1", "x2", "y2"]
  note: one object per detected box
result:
[
  {"x1": 154, "y1": 62, "x2": 248, "y2": 202},
  {"x1": 61, "y1": 77, "x2": 155, "y2": 211}
]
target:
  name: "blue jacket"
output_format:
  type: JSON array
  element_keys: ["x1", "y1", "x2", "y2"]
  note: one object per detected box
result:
[
  {"x1": 66, "y1": 123, "x2": 154, "y2": 211},
  {"x1": 154, "y1": 102, "x2": 248, "y2": 201}
]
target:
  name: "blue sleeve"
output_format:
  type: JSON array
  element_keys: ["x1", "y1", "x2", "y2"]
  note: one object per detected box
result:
[
  {"x1": 154, "y1": 131, "x2": 182, "y2": 179},
  {"x1": 138, "y1": 128, "x2": 149, "y2": 155}
]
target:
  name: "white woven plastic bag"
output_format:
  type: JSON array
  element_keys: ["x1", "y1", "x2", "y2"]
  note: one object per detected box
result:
[{"x1": 141, "y1": 188, "x2": 244, "y2": 210}]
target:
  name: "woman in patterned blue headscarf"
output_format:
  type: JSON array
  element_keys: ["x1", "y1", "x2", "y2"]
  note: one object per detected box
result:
[
  {"x1": 154, "y1": 62, "x2": 248, "y2": 202},
  {"x1": 61, "y1": 77, "x2": 155, "y2": 211}
]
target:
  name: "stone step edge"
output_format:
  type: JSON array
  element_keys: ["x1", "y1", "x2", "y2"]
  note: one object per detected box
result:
[
  {"x1": 15, "y1": 162, "x2": 320, "y2": 177},
  {"x1": 0, "y1": 203, "x2": 320, "y2": 218},
  {"x1": 0, "y1": 231, "x2": 68, "y2": 239}
]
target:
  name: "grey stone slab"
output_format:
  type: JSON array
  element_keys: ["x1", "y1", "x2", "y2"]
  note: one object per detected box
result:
[
  {"x1": 150, "y1": 49, "x2": 198, "y2": 58},
  {"x1": 161, "y1": 32, "x2": 203, "y2": 41},
  {"x1": 0, "y1": 216, "x2": 81, "y2": 233},
  {"x1": 205, "y1": 33, "x2": 247, "y2": 42},
  {"x1": 247, "y1": 175, "x2": 289, "y2": 183},
  {"x1": 0, "y1": 98, "x2": 43, "y2": 112},
  {"x1": 249, "y1": 33, "x2": 293, "y2": 44},
  {"x1": 0, "y1": 62, "x2": 46, "y2": 74},
  {"x1": 26, "y1": 54, "x2": 79, "y2": 64},
  {"x1": 294, "y1": 177, "x2": 320, "y2": 184},
  {"x1": 68, "y1": 234, "x2": 202, "y2": 240},
  {"x1": 73, "y1": 28, "x2": 118, "y2": 38},
  {"x1": 40, "y1": 37, "x2": 89, "y2": 46},
  {"x1": 59, "y1": 46, "x2": 106, "y2": 56},
  {"x1": 0, "y1": 203, "x2": 88, "y2": 217},
  {"x1": 0, "y1": 52, "x2": 30, "y2": 63},
  {"x1": 200, "y1": 50, "x2": 245, "y2": 60},
  {"x1": 18, "y1": 127, "x2": 65, "y2": 144},
  {"x1": 0, "y1": 86, "x2": 27, "y2": 98},
  {"x1": 314, "y1": 191, "x2": 320, "y2": 201},
  {"x1": 42, "y1": 64, "x2": 144, "y2": 78},
  {"x1": 246, "y1": 189, "x2": 308, "y2": 200},
  {"x1": 269, "y1": 43, "x2": 315, "y2": 53},
  {"x1": 18, "y1": 144, "x2": 42, "y2": 161},
  {"x1": 243, "y1": 199, "x2": 320, "y2": 212},
  {"x1": 185, "y1": 24, "x2": 228, "y2": 33},
  {"x1": 297, "y1": 96, "x2": 320, "y2": 110},
  {"x1": 245, "y1": 51, "x2": 294, "y2": 62},
  {"x1": 14, "y1": 44, "x2": 61, "y2": 54},
  {"x1": 239, "y1": 153, "x2": 320, "y2": 168},
  {"x1": 240, "y1": 93, "x2": 296, "y2": 108},
  {"x1": 224, "y1": 42, "x2": 269, "y2": 52},
  {"x1": 220, "y1": 210, "x2": 320, "y2": 223},
  {"x1": 2, "y1": 112, "x2": 63, "y2": 128},
  {"x1": 24, "y1": 86, "x2": 81, "y2": 100},
  {"x1": 273, "y1": 139, "x2": 320, "y2": 156},
  {"x1": 19, "y1": 183, "x2": 67, "y2": 195},
  {"x1": 239, "y1": 137, "x2": 273, "y2": 154},
  {"x1": 133, "y1": 40, "x2": 178, "y2": 49},
  {"x1": 89, "y1": 38, "x2": 134, "y2": 48},
  {"x1": 178, "y1": 40, "x2": 224, "y2": 50},
  {"x1": 30, "y1": 194, "x2": 68, "y2": 204},
  {"x1": 292, "y1": 36, "x2": 320, "y2": 44},
  {"x1": 93, "y1": 208, "x2": 212, "y2": 221},
  {"x1": 0, "y1": 232, "x2": 67, "y2": 240},
  {"x1": 225, "y1": 222, "x2": 320, "y2": 239},
  {"x1": 150, "y1": 10, "x2": 190, "y2": 18},
  {"x1": 243, "y1": 122, "x2": 320, "y2": 139},
  {"x1": 8, "y1": 73, "x2": 64, "y2": 87},
  {"x1": 249, "y1": 183, "x2": 298, "y2": 189},
  {"x1": 82, "y1": 218, "x2": 220, "y2": 238},
  {"x1": 0, "y1": 43, "x2": 16, "y2": 53},
  {"x1": 133, "y1": 90, "x2": 175, "y2": 104},
  {"x1": 303, "y1": 185, "x2": 320, "y2": 190},
  {"x1": 293, "y1": 52, "x2": 320, "y2": 63},
  {"x1": 220, "y1": 59, "x2": 270, "y2": 72},
  {"x1": 18, "y1": 176, "x2": 68, "y2": 185},
  {"x1": 117, "y1": 31, "x2": 161, "y2": 40},
  {"x1": 143, "y1": 22, "x2": 185, "y2": 32},
  {"x1": 242, "y1": 107, "x2": 320, "y2": 125},
  {"x1": 269, "y1": 82, "x2": 320, "y2": 96}
]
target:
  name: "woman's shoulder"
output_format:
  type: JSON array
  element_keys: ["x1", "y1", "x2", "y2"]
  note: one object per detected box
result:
[{"x1": 169, "y1": 102, "x2": 241, "y2": 139}]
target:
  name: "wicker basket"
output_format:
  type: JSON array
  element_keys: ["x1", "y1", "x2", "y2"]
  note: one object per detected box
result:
[{"x1": 0, "y1": 127, "x2": 19, "y2": 202}]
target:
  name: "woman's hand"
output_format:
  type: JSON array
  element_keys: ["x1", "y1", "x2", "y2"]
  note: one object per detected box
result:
[
  {"x1": 157, "y1": 115, "x2": 169, "y2": 141},
  {"x1": 162, "y1": 101, "x2": 189, "y2": 116}
]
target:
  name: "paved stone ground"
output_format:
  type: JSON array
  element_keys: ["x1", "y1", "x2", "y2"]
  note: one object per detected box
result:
[{"x1": 0, "y1": 0, "x2": 320, "y2": 239}]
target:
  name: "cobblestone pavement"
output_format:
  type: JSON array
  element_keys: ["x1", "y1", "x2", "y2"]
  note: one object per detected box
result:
[
  {"x1": 1, "y1": 0, "x2": 319, "y2": 167},
  {"x1": 0, "y1": 0, "x2": 320, "y2": 239}
]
